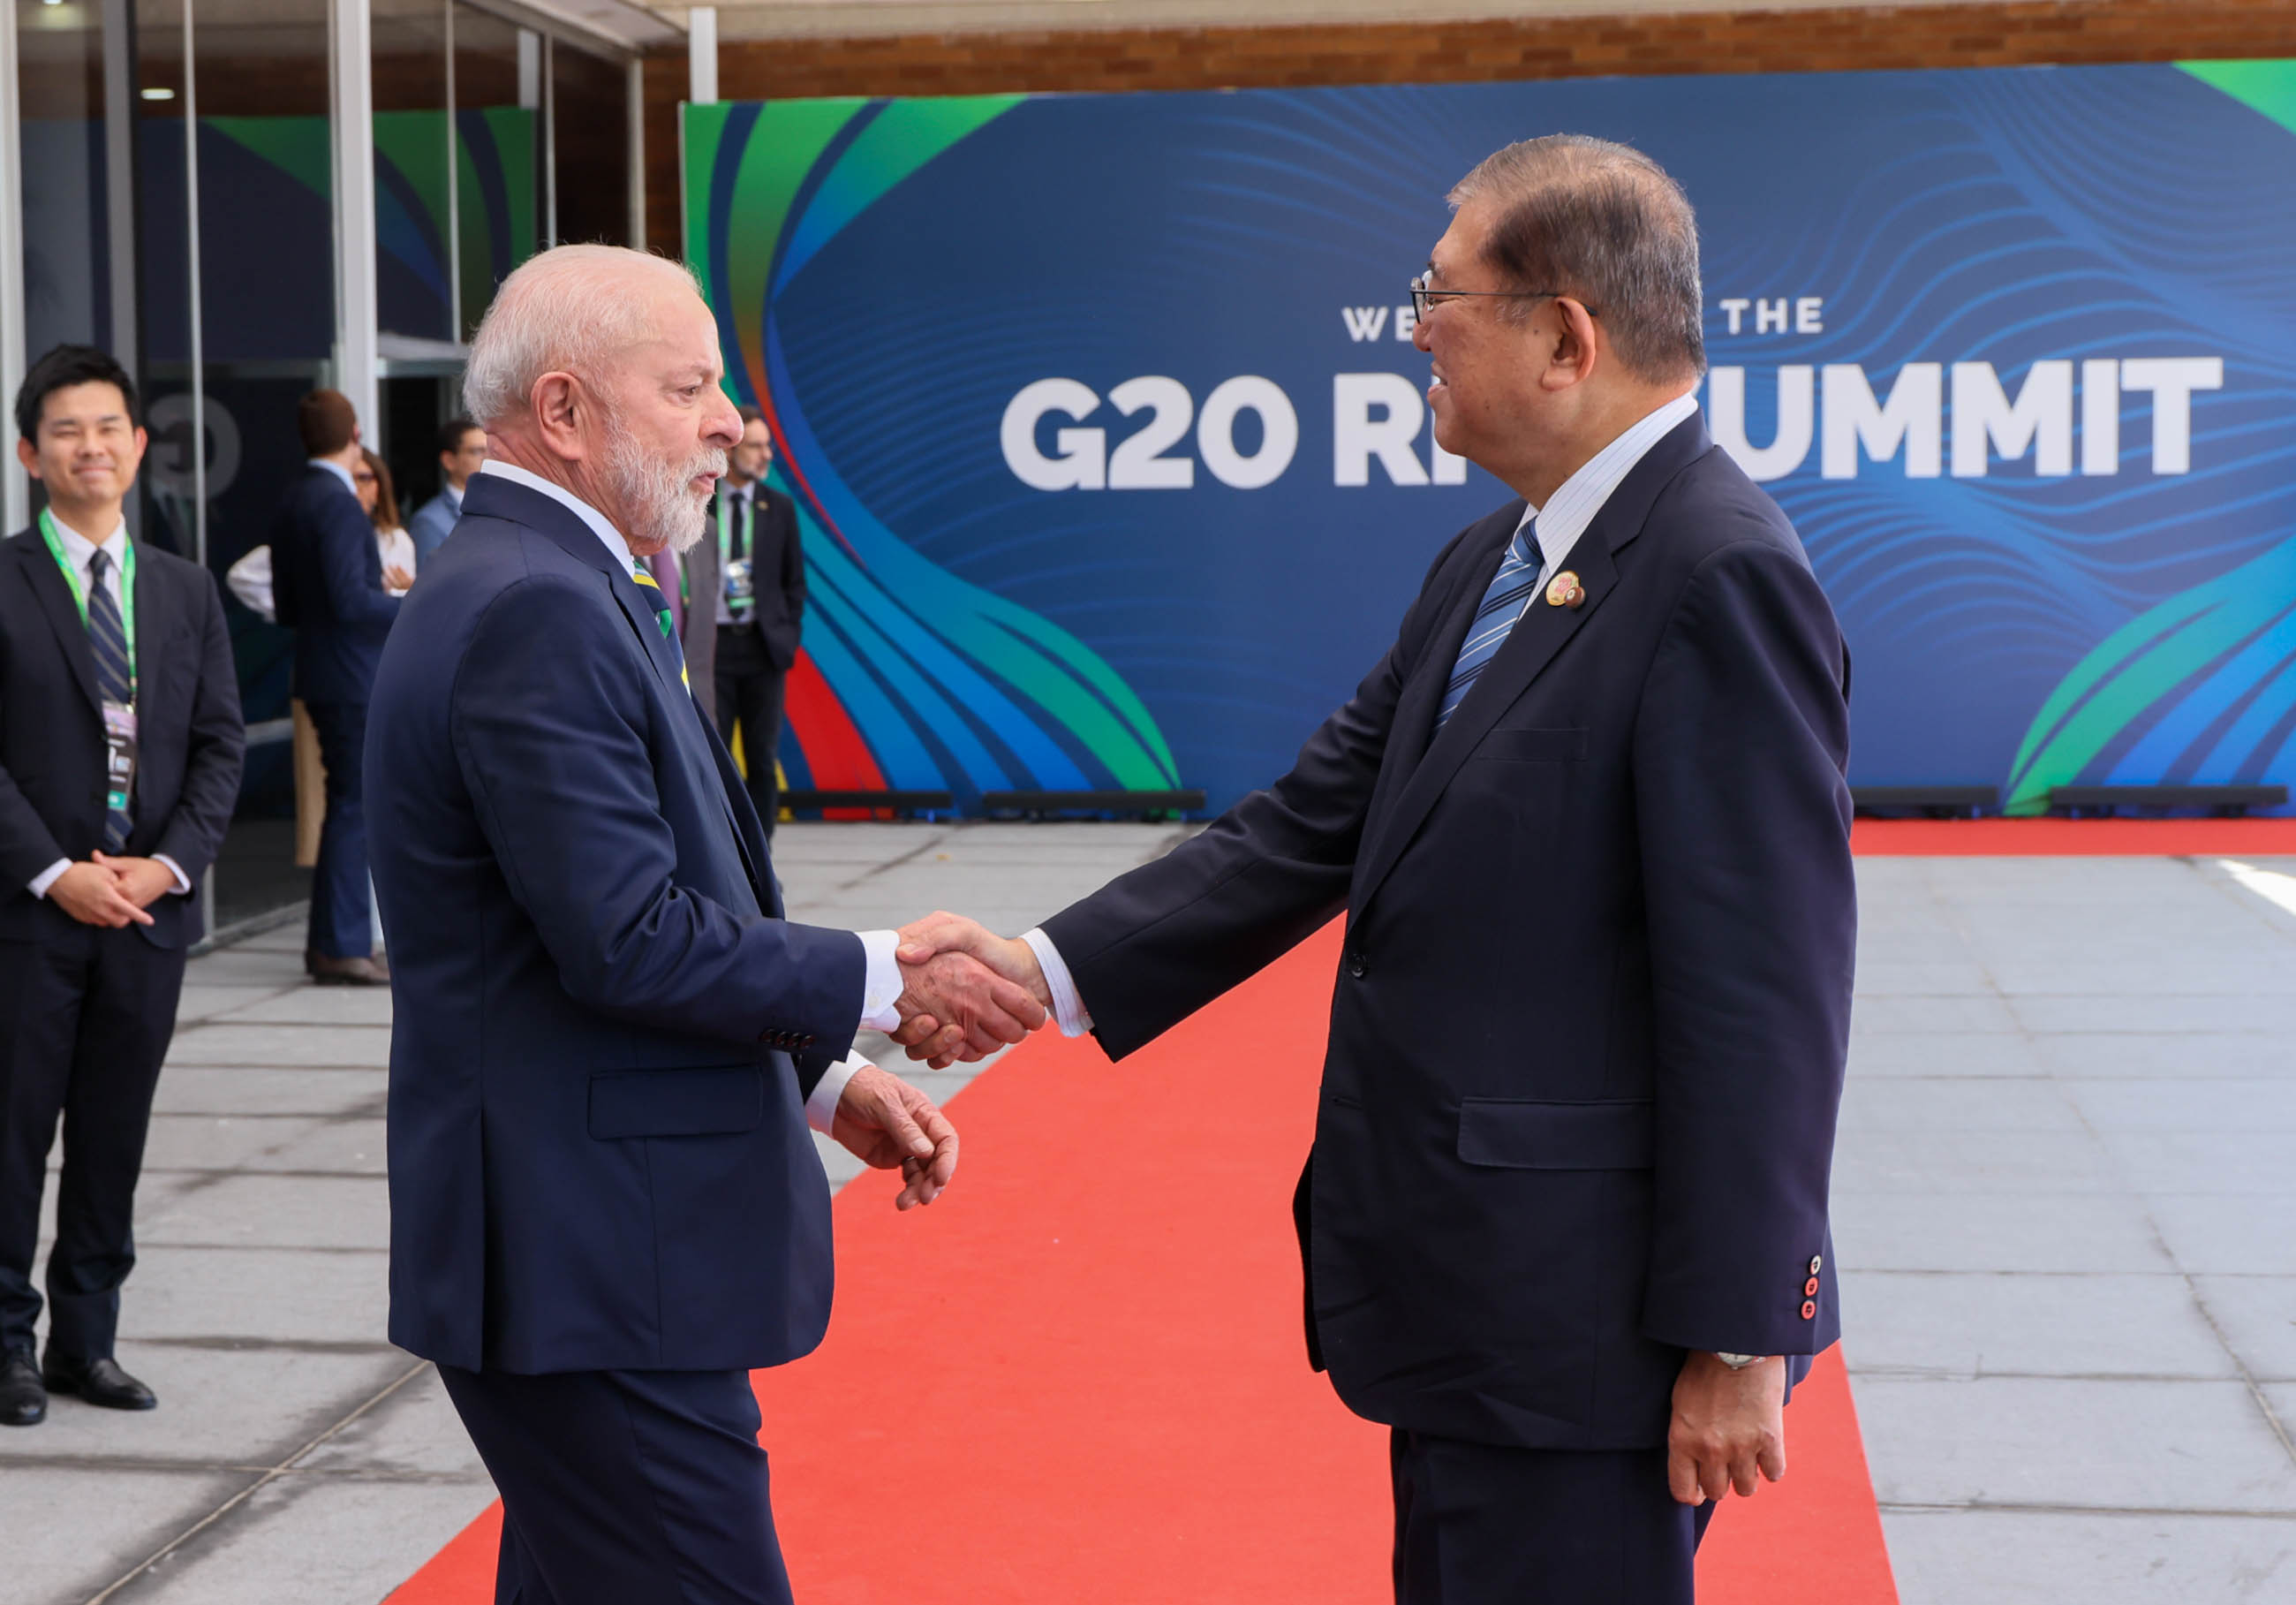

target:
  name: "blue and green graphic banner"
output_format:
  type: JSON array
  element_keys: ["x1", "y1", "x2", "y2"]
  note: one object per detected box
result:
[{"x1": 687, "y1": 63, "x2": 2296, "y2": 814}]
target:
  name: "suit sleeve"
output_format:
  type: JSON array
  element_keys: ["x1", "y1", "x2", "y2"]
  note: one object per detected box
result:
[
  {"x1": 778, "y1": 494, "x2": 805, "y2": 623},
  {"x1": 1041, "y1": 526, "x2": 1479, "y2": 1059},
  {"x1": 0, "y1": 755, "x2": 67, "y2": 890},
  {"x1": 152, "y1": 569, "x2": 247, "y2": 882},
  {"x1": 1632, "y1": 539, "x2": 1855, "y2": 1357},
  {"x1": 450, "y1": 572, "x2": 865, "y2": 1054},
  {"x1": 318, "y1": 495, "x2": 400, "y2": 630}
]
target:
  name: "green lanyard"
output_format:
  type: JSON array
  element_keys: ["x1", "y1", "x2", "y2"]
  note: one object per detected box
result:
[{"x1": 39, "y1": 508, "x2": 137, "y2": 699}]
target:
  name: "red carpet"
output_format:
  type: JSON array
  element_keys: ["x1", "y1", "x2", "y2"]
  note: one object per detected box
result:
[
  {"x1": 389, "y1": 925, "x2": 1897, "y2": 1604},
  {"x1": 1854, "y1": 817, "x2": 2296, "y2": 855}
]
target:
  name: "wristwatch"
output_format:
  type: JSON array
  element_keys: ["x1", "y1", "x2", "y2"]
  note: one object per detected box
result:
[{"x1": 1712, "y1": 1351, "x2": 1766, "y2": 1370}]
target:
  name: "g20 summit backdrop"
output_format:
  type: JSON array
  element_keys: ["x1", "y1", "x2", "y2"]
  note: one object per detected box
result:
[{"x1": 683, "y1": 62, "x2": 2296, "y2": 816}]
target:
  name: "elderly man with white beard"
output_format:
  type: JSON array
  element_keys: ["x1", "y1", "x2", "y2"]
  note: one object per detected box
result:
[{"x1": 364, "y1": 246, "x2": 1046, "y2": 1603}]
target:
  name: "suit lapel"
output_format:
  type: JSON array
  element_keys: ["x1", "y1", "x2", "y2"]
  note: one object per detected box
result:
[
  {"x1": 1350, "y1": 413, "x2": 1714, "y2": 918},
  {"x1": 17, "y1": 537, "x2": 102, "y2": 714}
]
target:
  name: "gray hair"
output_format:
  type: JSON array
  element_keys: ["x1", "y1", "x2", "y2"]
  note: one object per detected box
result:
[
  {"x1": 1448, "y1": 135, "x2": 1705, "y2": 383},
  {"x1": 462, "y1": 245, "x2": 707, "y2": 428}
]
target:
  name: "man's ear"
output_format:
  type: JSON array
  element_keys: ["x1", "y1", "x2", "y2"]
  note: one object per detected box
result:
[
  {"x1": 529, "y1": 371, "x2": 588, "y2": 461},
  {"x1": 1539, "y1": 298, "x2": 1602, "y2": 393},
  {"x1": 15, "y1": 436, "x2": 41, "y2": 481}
]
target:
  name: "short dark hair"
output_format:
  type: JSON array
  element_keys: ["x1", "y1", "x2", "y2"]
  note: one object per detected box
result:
[
  {"x1": 1449, "y1": 135, "x2": 1706, "y2": 383},
  {"x1": 298, "y1": 389, "x2": 359, "y2": 458},
  {"x1": 15, "y1": 344, "x2": 140, "y2": 444},
  {"x1": 436, "y1": 415, "x2": 481, "y2": 457},
  {"x1": 736, "y1": 404, "x2": 765, "y2": 428}
]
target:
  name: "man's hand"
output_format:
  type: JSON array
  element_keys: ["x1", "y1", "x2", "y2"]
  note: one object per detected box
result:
[
  {"x1": 892, "y1": 946, "x2": 1046, "y2": 1063},
  {"x1": 93, "y1": 852, "x2": 179, "y2": 910},
  {"x1": 47, "y1": 861, "x2": 155, "y2": 927},
  {"x1": 1666, "y1": 1352, "x2": 1786, "y2": 1505},
  {"x1": 895, "y1": 912, "x2": 1052, "y2": 1066},
  {"x1": 830, "y1": 1064, "x2": 959, "y2": 1210},
  {"x1": 384, "y1": 564, "x2": 416, "y2": 592}
]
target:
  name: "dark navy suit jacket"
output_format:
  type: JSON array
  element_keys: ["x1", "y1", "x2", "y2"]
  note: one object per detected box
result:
[
  {"x1": 366, "y1": 473, "x2": 866, "y2": 1374},
  {"x1": 1042, "y1": 416, "x2": 1856, "y2": 1451},
  {"x1": 0, "y1": 531, "x2": 245, "y2": 949},
  {"x1": 268, "y1": 464, "x2": 398, "y2": 704}
]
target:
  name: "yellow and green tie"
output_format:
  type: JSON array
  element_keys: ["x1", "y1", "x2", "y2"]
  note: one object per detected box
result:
[{"x1": 631, "y1": 560, "x2": 691, "y2": 689}]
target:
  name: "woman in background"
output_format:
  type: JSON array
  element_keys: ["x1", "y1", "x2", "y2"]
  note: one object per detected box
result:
[{"x1": 359, "y1": 449, "x2": 416, "y2": 594}]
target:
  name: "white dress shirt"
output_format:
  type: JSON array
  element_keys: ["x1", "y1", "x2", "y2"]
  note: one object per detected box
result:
[
  {"x1": 28, "y1": 515, "x2": 192, "y2": 903},
  {"x1": 475, "y1": 461, "x2": 899, "y2": 1129},
  {"x1": 1023, "y1": 390, "x2": 1703, "y2": 1037},
  {"x1": 712, "y1": 479, "x2": 757, "y2": 627}
]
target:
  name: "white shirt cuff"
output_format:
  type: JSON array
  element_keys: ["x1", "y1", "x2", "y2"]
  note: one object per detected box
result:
[
  {"x1": 152, "y1": 853, "x2": 193, "y2": 896},
  {"x1": 857, "y1": 929, "x2": 903, "y2": 1033},
  {"x1": 806, "y1": 1054, "x2": 868, "y2": 1135},
  {"x1": 28, "y1": 859, "x2": 70, "y2": 899},
  {"x1": 1022, "y1": 927, "x2": 1093, "y2": 1037}
]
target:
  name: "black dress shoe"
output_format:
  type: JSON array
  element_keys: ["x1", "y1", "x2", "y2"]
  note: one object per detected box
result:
[
  {"x1": 1, "y1": 1351, "x2": 47, "y2": 1426},
  {"x1": 42, "y1": 1353, "x2": 156, "y2": 1411}
]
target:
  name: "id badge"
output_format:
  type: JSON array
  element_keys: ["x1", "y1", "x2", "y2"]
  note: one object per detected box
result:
[
  {"x1": 102, "y1": 699, "x2": 138, "y2": 816},
  {"x1": 723, "y1": 556, "x2": 756, "y2": 609}
]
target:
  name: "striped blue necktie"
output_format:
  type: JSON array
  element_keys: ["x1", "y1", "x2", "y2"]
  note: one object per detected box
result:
[
  {"x1": 87, "y1": 548, "x2": 134, "y2": 850},
  {"x1": 1437, "y1": 519, "x2": 1541, "y2": 729}
]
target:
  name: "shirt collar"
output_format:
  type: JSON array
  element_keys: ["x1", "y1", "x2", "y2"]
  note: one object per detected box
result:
[
  {"x1": 443, "y1": 482, "x2": 464, "y2": 511},
  {"x1": 478, "y1": 459, "x2": 635, "y2": 570},
  {"x1": 309, "y1": 457, "x2": 358, "y2": 497},
  {"x1": 1517, "y1": 391, "x2": 1700, "y2": 573},
  {"x1": 44, "y1": 511, "x2": 129, "y2": 573}
]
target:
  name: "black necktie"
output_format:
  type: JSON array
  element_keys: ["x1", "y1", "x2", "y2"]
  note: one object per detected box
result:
[{"x1": 87, "y1": 549, "x2": 134, "y2": 849}]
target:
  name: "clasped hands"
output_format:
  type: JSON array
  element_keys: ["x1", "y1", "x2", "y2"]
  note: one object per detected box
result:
[{"x1": 47, "y1": 852, "x2": 176, "y2": 927}]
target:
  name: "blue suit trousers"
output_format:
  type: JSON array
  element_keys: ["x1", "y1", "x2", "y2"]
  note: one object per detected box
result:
[
  {"x1": 305, "y1": 700, "x2": 372, "y2": 959},
  {"x1": 438, "y1": 1364, "x2": 794, "y2": 1605}
]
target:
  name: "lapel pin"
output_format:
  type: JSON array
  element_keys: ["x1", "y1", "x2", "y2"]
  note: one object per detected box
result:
[{"x1": 1546, "y1": 571, "x2": 1585, "y2": 609}]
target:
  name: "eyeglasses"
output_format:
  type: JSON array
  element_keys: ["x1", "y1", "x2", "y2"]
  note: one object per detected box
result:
[
  {"x1": 352, "y1": 472, "x2": 378, "y2": 485},
  {"x1": 1409, "y1": 274, "x2": 1597, "y2": 320}
]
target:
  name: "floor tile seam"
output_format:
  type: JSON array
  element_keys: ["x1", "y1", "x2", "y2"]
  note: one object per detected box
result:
[
  {"x1": 162, "y1": 1063, "x2": 389, "y2": 1072},
  {"x1": 125, "y1": 1337, "x2": 404, "y2": 1356},
  {"x1": 132, "y1": 1168, "x2": 386, "y2": 1182},
  {"x1": 176, "y1": 1020, "x2": 397, "y2": 1033},
  {"x1": 2201, "y1": 856, "x2": 2296, "y2": 947},
  {"x1": 1847, "y1": 1367, "x2": 2253, "y2": 1383},
  {"x1": 1876, "y1": 1499, "x2": 2296, "y2": 1519},
  {"x1": 0, "y1": 1457, "x2": 484, "y2": 1485},
  {"x1": 129, "y1": 1242, "x2": 388, "y2": 1255},
  {"x1": 80, "y1": 1358, "x2": 431, "y2": 1604},
  {"x1": 811, "y1": 823, "x2": 958, "y2": 897}
]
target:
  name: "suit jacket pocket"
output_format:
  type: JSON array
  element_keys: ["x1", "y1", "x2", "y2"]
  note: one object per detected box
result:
[
  {"x1": 1456, "y1": 1098, "x2": 1653, "y2": 1170},
  {"x1": 588, "y1": 1065, "x2": 766, "y2": 1139},
  {"x1": 1474, "y1": 727, "x2": 1588, "y2": 762}
]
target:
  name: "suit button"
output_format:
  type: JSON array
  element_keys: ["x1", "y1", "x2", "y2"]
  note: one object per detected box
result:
[
  {"x1": 1800, "y1": 1299, "x2": 1816, "y2": 1321},
  {"x1": 1804, "y1": 1276, "x2": 1820, "y2": 1297},
  {"x1": 1346, "y1": 951, "x2": 1367, "y2": 979},
  {"x1": 1809, "y1": 1254, "x2": 1824, "y2": 1275},
  {"x1": 795, "y1": 1034, "x2": 814, "y2": 1049}
]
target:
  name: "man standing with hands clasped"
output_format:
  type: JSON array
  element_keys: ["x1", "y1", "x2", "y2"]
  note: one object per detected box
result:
[
  {"x1": 0, "y1": 345, "x2": 245, "y2": 1427},
  {"x1": 902, "y1": 136, "x2": 1856, "y2": 1603},
  {"x1": 711, "y1": 405, "x2": 804, "y2": 834}
]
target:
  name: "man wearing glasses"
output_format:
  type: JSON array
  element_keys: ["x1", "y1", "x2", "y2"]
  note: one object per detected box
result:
[{"x1": 903, "y1": 135, "x2": 1855, "y2": 1602}]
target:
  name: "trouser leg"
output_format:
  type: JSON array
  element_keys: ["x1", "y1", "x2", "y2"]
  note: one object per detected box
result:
[
  {"x1": 439, "y1": 1363, "x2": 794, "y2": 1605},
  {"x1": 0, "y1": 923, "x2": 92, "y2": 1356},
  {"x1": 1389, "y1": 1429, "x2": 1705, "y2": 1605},
  {"x1": 745, "y1": 668, "x2": 786, "y2": 836},
  {"x1": 306, "y1": 699, "x2": 373, "y2": 959},
  {"x1": 44, "y1": 929, "x2": 185, "y2": 1362}
]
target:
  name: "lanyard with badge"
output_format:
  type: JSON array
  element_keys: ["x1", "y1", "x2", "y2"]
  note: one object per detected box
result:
[
  {"x1": 717, "y1": 490, "x2": 755, "y2": 616},
  {"x1": 39, "y1": 508, "x2": 140, "y2": 821}
]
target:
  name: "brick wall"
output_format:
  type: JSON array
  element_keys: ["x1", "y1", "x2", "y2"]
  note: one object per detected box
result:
[{"x1": 639, "y1": 0, "x2": 2296, "y2": 250}]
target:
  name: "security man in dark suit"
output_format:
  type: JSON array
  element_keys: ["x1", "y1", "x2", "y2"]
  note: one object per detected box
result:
[
  {"x1": 267, "y1": 390, "x2": 397, "y2": 984},
  {"x1": 901, "y1": 137, "x2": 1855, "y2": 1603},
  {"x1": 710, "y1": 405, "x2": 805, "y2": 834},
  {"x1": 0, "y1": 345, "x2": 245, "y2": 1427}
]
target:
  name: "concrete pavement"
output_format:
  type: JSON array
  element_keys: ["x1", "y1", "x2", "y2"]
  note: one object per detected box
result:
[{"x1": 1, "y1": 828, "x2": 2291, "y2": 1603}]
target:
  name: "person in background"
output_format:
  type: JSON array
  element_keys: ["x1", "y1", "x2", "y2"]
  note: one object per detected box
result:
[
  {"x1": 360, "y1": 450, "x2": 417, "y2": 595},
  {"x1": 268, "y1": 390, "x2": 397, "y2": 985},
  {"x1": 405, "y1": 415, "x2": 485, "y2": 564},
  {"x1": 711, "y1": 405, "x2": 805, "y2": 835},
  {"x1": 0, "y1": 344, "x2": 245, "y2": 1427},
  {"x1": 646, "y1": 499, "x2": 721, "y2": 725}
]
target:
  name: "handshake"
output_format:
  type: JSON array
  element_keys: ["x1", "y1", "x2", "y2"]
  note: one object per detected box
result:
[
  {"x1": 885, "y1": 912, "x2": 1056, "y2": 1068},
  {"x1": 827, "y1": 913, "x2": 1059, "y2": 1214}
]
